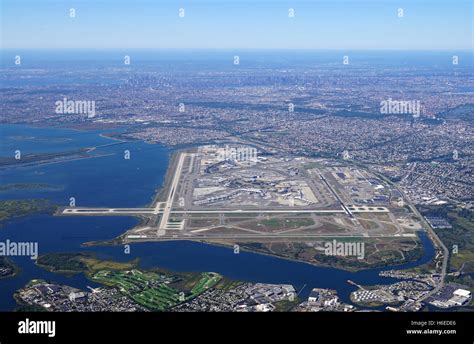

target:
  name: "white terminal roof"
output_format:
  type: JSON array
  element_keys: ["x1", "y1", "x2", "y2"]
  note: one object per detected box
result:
[{"x1": 453, "y1": 289, "x2": 471, "y2": 297}]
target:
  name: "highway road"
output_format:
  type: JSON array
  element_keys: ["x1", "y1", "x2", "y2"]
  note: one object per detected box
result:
[
  {"x1": 404, "y1": 193, "x2": 449, "y2": 305},
  {"x1": 371, "y1": 169, "x2": 449, "y2": 308}
]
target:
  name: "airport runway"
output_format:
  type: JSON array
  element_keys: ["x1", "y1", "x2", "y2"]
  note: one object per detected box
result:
[
  {"x1": 61, "y1": 207, "x2": 389, "y2": 215},
  {"x1": 159, "y1": 152, "x2": 188, "y2": 229},
  {"x1": 125, "y1": 232, "x2": 416, "y2": 240}
]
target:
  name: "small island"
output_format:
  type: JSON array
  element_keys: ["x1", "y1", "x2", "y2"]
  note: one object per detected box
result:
[
  {"x1": 0, "y1": 257, "x2": 19, "y2": 279},
  {"x1": 0, "y1": 183, "x2": 62, "y2": 192},
  {"x1": 0, "y1": 199, "x2": 56, "y2": 224}
]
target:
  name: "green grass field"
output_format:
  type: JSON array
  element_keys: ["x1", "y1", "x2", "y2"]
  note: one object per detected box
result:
[
  {"x1": 38, "y1": 252, "x2": 227, "y2": 311},
  {"x1": 92, "y1": 269, "x2": 182, "y2": 311},
  {"x1": 190, "y1": 272, "x2": 222, "y2": 296}
]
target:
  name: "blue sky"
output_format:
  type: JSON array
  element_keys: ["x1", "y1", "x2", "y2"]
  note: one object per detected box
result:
[{"x1": 1, "y1": 0, "x2": 472, "y2": 50}]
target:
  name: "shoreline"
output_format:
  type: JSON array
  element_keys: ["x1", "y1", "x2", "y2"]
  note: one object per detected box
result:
[{"x1": 83, "y1": 231, "x2": 427, "y2": 274}]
